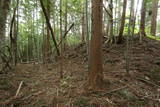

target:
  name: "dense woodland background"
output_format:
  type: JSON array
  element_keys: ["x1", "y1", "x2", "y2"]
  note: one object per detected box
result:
[{"x1": 0, "y1": 0, "x2": 160, "y2": 106}]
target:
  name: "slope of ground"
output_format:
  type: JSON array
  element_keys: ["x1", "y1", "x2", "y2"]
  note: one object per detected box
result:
[{"x1": 0, "y1": 36, "x2": 160, "y2": 107}]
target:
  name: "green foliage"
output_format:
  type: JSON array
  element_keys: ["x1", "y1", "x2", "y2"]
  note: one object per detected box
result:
[
  {"x1": 0, "y1": 79, "x2": 13, "y2": 90},
  {"x1": 60, "y1": 75, "x2": 72, "y2": 88},
  {"x1": 74, "y1": 97, "x2": 88, "y2": 107},
  {"x1": 150, "y1": 68, "x2": 160, "y2": 81},
  {"x1": 118, "y1": 89, "x2": 136, "y2": 101},
  {"x1": 135, "y1": 100, "x2": 147, "y2": 107},
  {"x1": 147, "y1": 35, "x2": 160, "y2": 41},
  {"x1": 67, "y1": 35, "x2": 81, "y2": 46}
]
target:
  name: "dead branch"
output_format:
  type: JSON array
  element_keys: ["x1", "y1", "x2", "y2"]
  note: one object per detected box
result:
[
  {"x1": 15, "y1": 81, "x2": 23, "y2": 96},
  {"x1": 103, "y1": 4, "x2": 112, "y2": 18},
  {"x1": 0, "y1": 96, "x2": 22, "y2": 106},
  {"x1": 40, "y1": 0, "x2": 60, "y2": 56},
  {"x1": 119, "y1": 80, "x2": 142, "y2": 97},
  {"x1": 137, "y1": 77, "x2": 160, "y2": 88},
  {"x1": 102, "y1": 86, "x2": 127, "y2": 96},
  {"x1": 21, "y1": 91, "x2": 43, "y2": 101},
  {"x1": 57, "y1": 23, "x2": 74, "y2": 47}
]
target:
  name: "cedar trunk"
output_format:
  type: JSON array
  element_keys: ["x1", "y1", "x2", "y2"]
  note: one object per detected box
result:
[
  {"x1": 140, "y1": 0, "x2": 147, "y2": 36},
  {"x1": 117, "y1": 0, "x2": 127, "y2": 44},
  {"x1": 0, "y1": 0, "x2": 11, "y2": 47},
  {"x1": 88, "y1": 0, "x2": 103, "y2": 90},
  {"x1": 150, "y1": 0, "x2": 159, "y2": 36}
]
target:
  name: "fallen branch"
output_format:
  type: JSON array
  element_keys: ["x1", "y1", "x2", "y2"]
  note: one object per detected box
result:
[
  {"x1": 0, "y1": 96, "x2": 21, "y2": 106},
  {"x1": 119, "y1": 80, "x2": 142, "y2": 97},
  {"x1": 11, "y1": 81, "x2": 23, "y2": 107},
  {"x1": 21, "y1": 91, "x2": 43, "y2": 101},
  {"x1": 16, "y1": 81, "x2": 23, "y2": 96},
  {"x1": 102, "y1": 86, "x2": 127, "y2": 96},
  {"x1": 137, "y1": 77, "x2": 160, "y2": 88}
]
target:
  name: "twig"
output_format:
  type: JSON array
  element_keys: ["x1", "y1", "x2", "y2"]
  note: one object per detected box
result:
[
  {"x1": 119, "y1": 80, "x2": 141, "y2": 97},
  {"x1": 102, "y1": 86, "x2": 127, "y2": 96},
  {"x1": 0, "y1": 96, "x2": 21, "y2": 106},
  {"x1": 137, "y1": 77, "x2": 160, "y2": 88},
  {"x1": 11, "y1": 81, "x2": 23, "y2": 107},
  {"x1": 15, "y1": 81, "x2": 23, "y2": 96},
  {"x1": 21, "y1": 91, "x2": 43, "y2": 101}
]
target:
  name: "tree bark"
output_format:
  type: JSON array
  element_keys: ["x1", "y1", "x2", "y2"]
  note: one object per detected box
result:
[
  {"x1": 85, "y1": 0, "x2": 89, "y2": 56},
  {"x1": 150, "y1": 0, "x2": 159, "y2": 36},
  {"x1": 140, "y1": 0, "x2": 147, "y2": 37},
  {"x1": 10, "y1": 0, "x2": 19, "y2": 66},
  {"x1": 46, "y1": 0, "x2": 51, "y2": 63},
  {"x1": 128, "y1": 0, "x2": 134, "y2": 35},
  {"x1": 88, "y1": 0, "x2": 104, "y2": 90},
  {"x1": 0, "y1": 0, "x2": 11, "y2": 47},
  {"x1": 40, "y1": 0, "x2": 60, "y2": 56},
  {"x1": 64, "y1": 0, "x2": 68, "y2": 50},
  {"x1": 117, "y1": 0, "x2": 127, "y2": 44},
  {"x1": 60, "y1": 0, "x2": 63, "y2": 78},
  {"x1": 82, "y1": 11, "x2": 85, "y2": 43}
]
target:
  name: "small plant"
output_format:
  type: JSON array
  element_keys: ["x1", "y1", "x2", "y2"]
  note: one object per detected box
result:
[
  {"x1": 135, "y1": 100, "x2": 147, "y2": 107},
  {"x1": 118, "y1": 89, "x2": 136, "y2": 101},
  {"x1": 150, "y1": 68, "x2": 160, "y2": 81},
  {"x1": 0, "y1": 79, "x2": 12, "y2": 90},
  {"x1": 60, "y1": 76, "x2": 72, "y2": 88},
  {"x1": 74, "y1": 97, "x2": 88, "y2": 107}
]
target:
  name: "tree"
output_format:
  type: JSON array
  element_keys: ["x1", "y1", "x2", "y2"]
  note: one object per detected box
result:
[
  {"x1": 82, "y1": 10, "x2": 85, "y2": 43},
  {"x1": 0, "y1": 0, "x2": 11, "y2": 48},
  {"x1": 10, "y1": 0, "x2": 19, "y2": 66},
  {"x1": 150, "y1": 0, "x2": 159, "y2": 36},
  {"x1": 44, "y1": 0, "x2": 51, "y2": 63},
  {"x1": 128, "y1": 0, "x2": 134, "y2": 35},
  {"x1": 140, "y1": 0, "x2": 147, "y2": 37},
  {"x1": 60, "y1": 0, "x2": 63, "y2": 78},
  {"x1": 85, "y1": 0, "x2": 89, "y2": 55},
  {"x1": 117, "y1": 0, "x2": 127, "y2": 44},
  {"x1": 40, "y1": 0, "x2": 60, "y2": 56},
  {"x1": 88, "y1": 0, "x2": 104, "y2": 90}
]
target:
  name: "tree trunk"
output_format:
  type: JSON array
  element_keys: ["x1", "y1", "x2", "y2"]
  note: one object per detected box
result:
[
  {"x1": 150, "y1": 0, "x2": 159, "y2": 36},
  {"x1": 88, "y1": 0, "x2": 104, "y2": 90},
  {"x1": 109, "y1": 0, "x2": 113, "y2": 41},
  {"x1": 117, "y1": 0, "x2": 127, "y2": 44},
  {"x1": 44, "y1": 0, "x2": 51, "y2": 63},
  {"x1": 0, "y1": 0, "x2": 11, "y2": 48},
  {"x1": 132, "y1": 0, "x2": 139, "y2": 35},
  {"x1": 85, "y1": 0, "x2": 89, "y2": 56},
  {"x1": 82, "y1": 11, "x2": 85, "y2": 43},
  {"x1": 64, "y1": 0, "x2": 68, "y2": 50},
  {"x1": 140, "y1": 0, "x2": 147, "y2": 37},
  {"x1": 128, "y1": 0, "x2": 134, "y2": 35},
  {"x1": 60, "y1": 0, "x2": 63, "y2": 78},
  {"x1": 40, "y1": 0, "x2": 60, "y2": 56}
]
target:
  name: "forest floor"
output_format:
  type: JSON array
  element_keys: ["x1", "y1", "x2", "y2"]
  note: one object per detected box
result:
[{"x1": 1, "y1": 36, "x2": 160, "y2": 107}]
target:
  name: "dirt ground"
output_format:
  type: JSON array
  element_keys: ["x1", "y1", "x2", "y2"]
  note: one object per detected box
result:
[{"x1": 0, "y1": 36, "x2": 160, "y2": 107}]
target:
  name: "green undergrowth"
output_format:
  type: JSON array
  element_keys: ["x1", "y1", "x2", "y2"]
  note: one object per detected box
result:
[
  {"x1": 74, "y1": 97, "x2": 89, "y2": 107},
  {"x1": 150, "y1": 68, "x2": 160, "y2": 81},
  {"x1": 147, "y1": 34, "x2": 160, "y2": 41}
]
